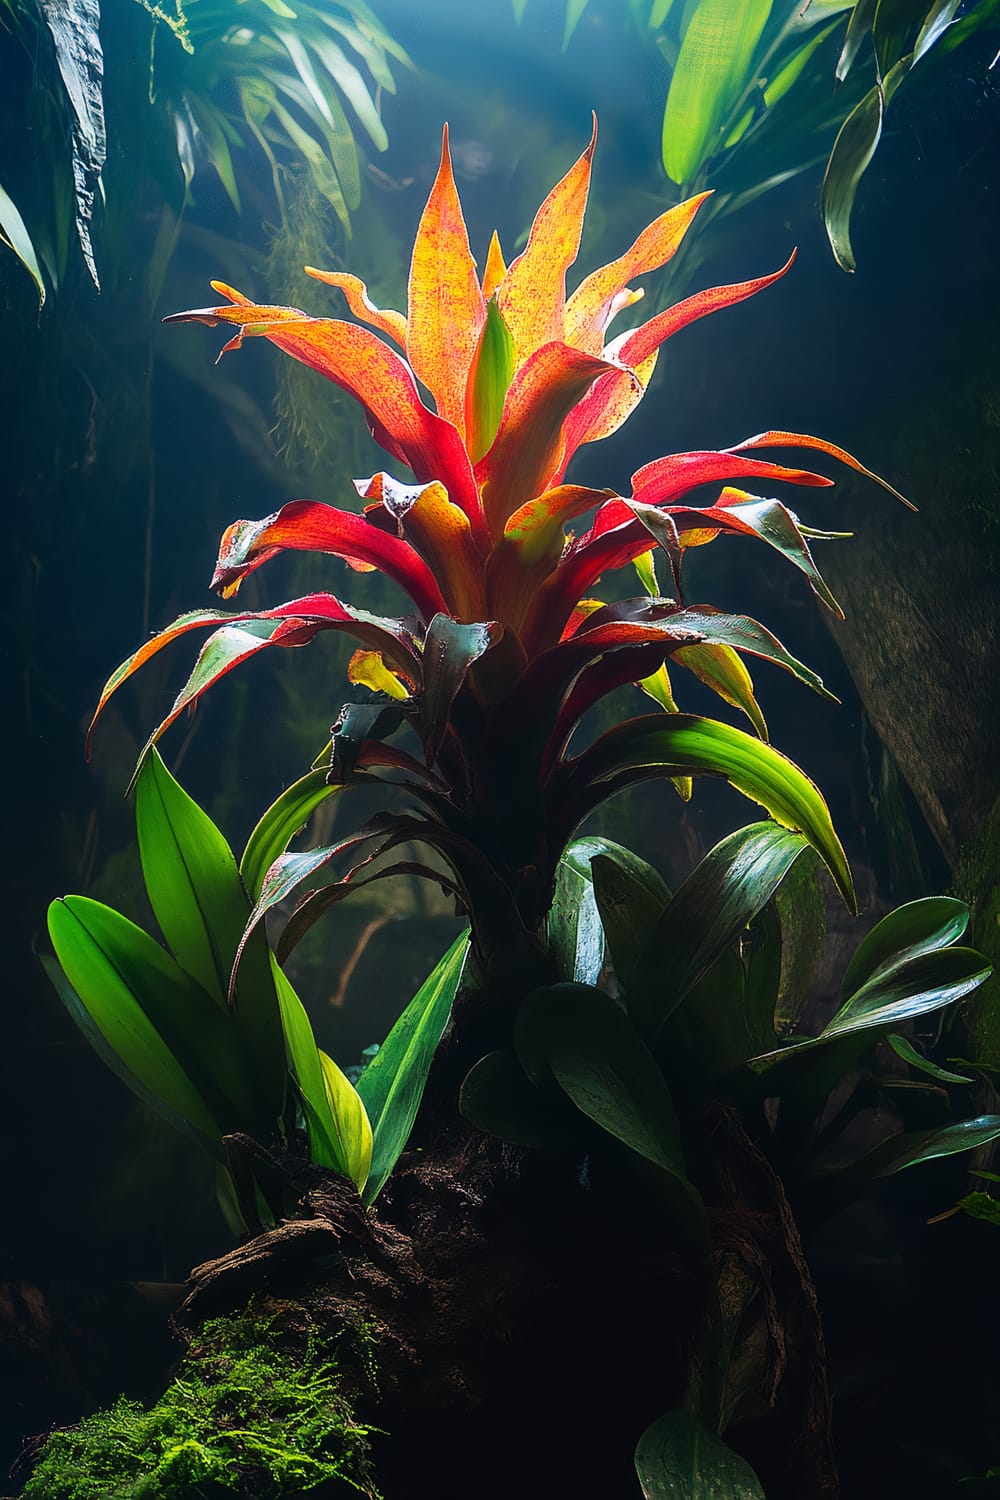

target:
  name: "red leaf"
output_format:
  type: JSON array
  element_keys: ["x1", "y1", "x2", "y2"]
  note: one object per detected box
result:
[
  {"x1": 727, "y1": 430, "x2": 913, "y2": 509},
  {"x1": 210, "y1": 501, "x2": 449, "y2": 621},
  {"x1": 406, "y1": 125, "x2": 486, "y2": 436},
  {"x1": 485, "y1": 485, "x2": 618, "y2": 631}
]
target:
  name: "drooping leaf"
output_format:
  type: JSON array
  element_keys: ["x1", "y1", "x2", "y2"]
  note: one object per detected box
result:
[
  {"x1": 886, "y1": 1033, "x2": 973, "y2": 1084},
  {"x1": 564, "y1": 714, "x2": 856, "y2": 913},
  {"x1": 815, "y1": 1115, "x2": 1000, "y2": 1199},
  {"x1": 838, "y1": 897, "x2": 970, "y2": 1001},
  {"x1": 240, "y1": 770, "x2": 344, "y2": 901},
  {"x1": 673, "y1": 642, "x2": 768, "y2": 740},
  {"x1": 634, "y1": 1409, "x2": 765, "y2": 1498},
  {"x1": 821, "y1": 81, "x2": 883, "y2": 271},
  {"x1": 661, "y1": 0, "x2": 773, "y2": 185},
  {"x1": 630, "y1": 823, "x2": 812, "y2": 1036},
  {"x1": 836, "y1": 0, "x2": 877, "y2": 79},
  {"x1": 38, "y1": 0, "x2": 106, "y2": 288},
  {"x1": 913, "y1": 0, "x2": 963, "y2": 65},
  {"x1": 548, "y1": 841, "x2": 606, "y2": 986},
  {"x1": 357, "y1": 929, "x2": 470, "y2": 1203},
  {"x1": 420, "y1": 614, "x2": 498, "y2": 763},
  {"x1": 318, "y1": 1048, "x2": 373, "y2": 1192},
  {"x1": 515, "y1": 983, "x2": 706, "y2": 1241}
]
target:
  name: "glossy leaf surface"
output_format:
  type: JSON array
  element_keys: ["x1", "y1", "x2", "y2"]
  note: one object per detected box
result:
[
  {"x1": 358, "y1": 929, "x2": 469, "y2": 1203},
  {"x1": 635, "y1": 1409, "x2": 765, "y2": 1498}
]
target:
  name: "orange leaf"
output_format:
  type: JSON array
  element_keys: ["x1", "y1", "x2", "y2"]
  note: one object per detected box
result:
[
  {"x1": 563, "y1": 192, "x2": 710, "y2": 354},
  {"x1": 728, "y1": 430, "x2": 914, "y2": 509},
  {"x1": 304, "y1": 267, "x2": 408, "y2": 348},
  {"x1": 164, "y1": 296, "x2": 486, "y2": 542},
  {"x1": 355, "y1": 473, "x2": 486, "y2": 622},
  {"x1": 406, "y1": 124, "x2": 486, "y2": 435},
  {"x1": 485, "y1": 485, "x2": 617, "y2": 631},
  {"x1": 482, "y1": 230, "x2": 507, "y2": 299},
  {"x1": 497, "y1": 115, "x2": 597, "y2": 364}
]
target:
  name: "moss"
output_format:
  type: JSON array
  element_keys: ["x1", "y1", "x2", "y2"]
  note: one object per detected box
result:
[{"x1": 22, "y1": 1310, "x2": 380, "y2": 1499}]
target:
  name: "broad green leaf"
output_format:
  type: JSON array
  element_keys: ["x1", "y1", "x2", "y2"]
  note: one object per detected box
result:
[
  {"x1": 838, "y1": 896, "x2": 969, "y2": 1001},
  {"x1": 515, "y1": 982, "x2": 706, "y2": 1241},
  {"x1": 773, "y1": 848, "x2": 826, "y2": 1035},
  {"x1": 589, "y1": 843, "x2": 672, "y2": 1002},
  {"x1": 635, "y1": 1409, "x2": 765, "y2": 1498},
  {"x1": 134, "y1": 748, "x2": 285, "y2": 1126},
  {"x1": 662, "y1": 0, "x2": 774, "y2": 185},
  {"x1": 549, "y1": 841, "x2": 606, "y2": 986},
  {"x1": 747, "y1": 945, "x2": 991, "y2": 1081},
  {"x1": 913, "y1": 0, "x2": 962, "y2": 65},
  {"x1": 240, "y1": 769, "x2": 343, "y2": 900},
  {"x1": 358, "y1": 930, "x2": 469, "y2": 1204},
  {"x1": 763, "y1": 19, "x2": 841, "y2": 109},
  {"x1": 631, "y1": 823, "x2": 810, "y2": 1036},
  {"x1": 318, "y1": 1049, "x2": 373, "y2": 1192},
  {"x1": 459, "y1": 1049, "x2": 577, "y2": 1149},
  {"x1": 887, "y1": 1033, "x2": 972, "y2": 1084},
  {"x1": 570, "y1": 714, "x2": 856, "y2": 913},
  {"x1": 873, "y1": 0, "x2": 923, "y2": 74},
  {"x1": 47, "y1": 896, "x2": 252, "y2": 1142},
  {"x1": 0, "y1": 180, "x2": 46, "y2": 305}
]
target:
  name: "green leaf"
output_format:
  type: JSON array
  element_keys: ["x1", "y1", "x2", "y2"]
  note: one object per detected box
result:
[
  {"x1": 886, "y1": 1033, "x2": 973, "y2": 1084},
  {"x1": 187, "y1": 94, "x2": 242, "y2": 214},
  {"x1": 838, "y1": 896, "x2": 969, "y2": 1001},
  {"x1": 357, "y1": 930, "x2": 470, "y2": 1204},
  {"x1": 466, "y1": 297, "x2": 516, "y2": 462},
  {"x1": 0, "y1": 179, "x2": 46, "y2": 305},
  {"x1": 913, "y1": 0, "x2": 962, "y2": 65},
  {"x1": 873, "y1": 0, "x2": 923, "y2": 74},
  {"x1": 47, "y1": 896, "x2": 253, "y2": 1143},
  {"x1": 635, "y1": 1409, "x2": 765, "y2": 1497},
  {"x1": 318, "y1": 1049, "x2": 373, "y2": 1192},
  {"x1": 270, "y1": 959, "x2": 351, "y2": 1174},
  {"x1": 826, "y1": 1115, "x2": 1000, "y2": 1190},
  {"x1": 956, "y1": 1190, "x2": 1000, "y2": 1226},
  {"x1": 562, "y1": 0, "x2": 590, "y2": 49},
  {"x1": 459, "y1": 1049, "x2": 577, "y2": 1149},
  {"x1": 515, "y1": 983, "x2": 706, "y2": 1241},
  {"x1": 717, "y1": 497, "x2": 844, "y2": 615},
  {"x1": 589, "y1": 843, "x2": 672, "y2": 1002},
  {"x1": 567, "y1": 714, "x2": 856, "y2": 913},
  {"x1": 773, "y1": 848, "x2": 826, "y2": 1035},
  {"x1": 673, "y1": 643, "x2": 768, "y2": 741},
  {"x1": 821, "y1": 53, "x2": 910, "y2": 270},
  {"x1": 240, "y1": 769, "x2": 343, "y2": 900},
  {"x1": 548, "y1": 840, "x2": 606, "y2": 986},
  {"x1": 662, "y1": 0, "x2": 774, "y2": 185},
  {"x1": 836, "y1": 0, "x2": 877, "y2": 79},
  {"x1": 134, "y1": 748, "x2": 285, "y2": 1126},
  {"x1": 631, "y1": 822, "x2": 810, "y2": 1036}
]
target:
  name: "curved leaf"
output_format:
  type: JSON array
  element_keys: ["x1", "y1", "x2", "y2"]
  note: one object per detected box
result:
[
  {"x1": 240, "y1": 770, "x2": 344, "y2": 901},
  {"x1": 47, "y1": 896, "x2": 254, "y2": 1142},
  {"x1": 821, "y1": 82, "x2": 883, "y2": 271},
  {"x1": 847, "y1": 1114, "x2": 1000, "y2": 1182},
  {"x1": 421, "y1": 614, "x2": 498, "y2": 763},
  {"x1": 589, "y1": 843, "x2": 672, "y2": 1001},
  {"x1": 358, "y1": 929, "x2": 470, "y2": 1203},
  {"x1": 318, "y1": 1049, "x2": 373, "y2": 1192},
  {"x1": 564, "y1": 714, "x2": 855, "y2": 912},
  {"x1": 886, "y1": 1033, "x2": 972, "y2": 1084},
  {"x1": 635, "y1": 1410, "x2": 765, "y2": 1498},
  {"x1": 631, "y1": 822, "x2": 811, "y2": 1036},
  {"x1": 270, "y1": 960, "x2": 352, "y2": 1174},
  {"x1": 459, "y1": 1048, "x2": 577, "y2": 1149},
  {"x1": 515, "y1": 982, "x2": 706, "y2": 1241},
  {"x1": 548, "y1": 841, "x2": 606, "y2": 986},
  {"x1": 0, "y1": 180, "x2": 46, "y2": 305},
  {"x1": 838, "y1": 896, "x2": 970, "y2": 1000}
]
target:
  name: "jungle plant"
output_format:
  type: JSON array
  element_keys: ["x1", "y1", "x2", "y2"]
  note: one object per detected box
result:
[
  {"x1": 516, "y1": 0, "x2": 1000, "y2": 271},
  {"x1": 46, "y1": 745, "x2": 467, "y2": 1226},
  {"x1": 59, "y1": 120, "x2": 1000, "y2": 1492},
  {"x1": 0, "y1": 0, "x2": 408, "y2": 305}
]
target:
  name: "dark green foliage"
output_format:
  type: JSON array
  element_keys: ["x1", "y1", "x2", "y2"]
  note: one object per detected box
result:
[{"x1": 22, "y1": 1312, "x2": 379, "y2": 1499}]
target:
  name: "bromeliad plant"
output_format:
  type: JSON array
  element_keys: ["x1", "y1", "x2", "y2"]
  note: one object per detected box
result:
[{"x1": 89, "y1": 119, "x2": 910, "y2": 1014}]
